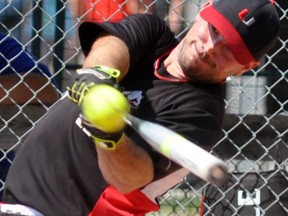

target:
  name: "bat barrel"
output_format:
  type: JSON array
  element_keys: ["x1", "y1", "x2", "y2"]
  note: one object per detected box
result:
[
  {"x1": 207, "y1": 164, "x2": 228, "y2": 186},
  {"x1": 124, "y1": 114, "x2": 228, "y2": 185}
]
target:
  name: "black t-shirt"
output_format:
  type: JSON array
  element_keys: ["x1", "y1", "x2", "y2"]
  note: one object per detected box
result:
[{"x1": 3, "y1": 14, "x2": 224, "y2": 215}]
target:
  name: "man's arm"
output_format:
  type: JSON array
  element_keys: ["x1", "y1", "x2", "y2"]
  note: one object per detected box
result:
[
  {"x1": 82, "y1": 34, "x2": 154, "y2": 194},
  {"x1": 82, "y1": 35, "x2": 130, "y2": 79},
  {"x1": 97, "y1": 135, "x2": 154, "y2": 194}
]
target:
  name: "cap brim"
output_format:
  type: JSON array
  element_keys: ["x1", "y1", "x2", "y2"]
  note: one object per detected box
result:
[{"x1": 200, "y1": 4, "x2": 254, "y2": 65}]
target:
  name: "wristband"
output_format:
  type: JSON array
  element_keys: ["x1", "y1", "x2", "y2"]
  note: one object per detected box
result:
[
  {"x1": 91, "y1": 133, "x2": 124, "y2": 150},
  {"x1": 90, "y1": 65, "x2": 121, "y2": 81}
]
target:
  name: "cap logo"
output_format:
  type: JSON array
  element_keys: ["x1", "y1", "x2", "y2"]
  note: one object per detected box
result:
[
  {"x1": 239, "y1": 9, "x2": 255, "y2": 27},
  {"x1": 243, "y1": 17, "x2": 255, "y2": 27},
  {"x1": 238, "y1": 9, "x2": 249, "y2": 20}
]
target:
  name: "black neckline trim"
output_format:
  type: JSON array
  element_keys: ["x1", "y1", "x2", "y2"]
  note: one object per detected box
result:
[{"x1": 154, "y1": 50, "x2": 189, "y2": 83}]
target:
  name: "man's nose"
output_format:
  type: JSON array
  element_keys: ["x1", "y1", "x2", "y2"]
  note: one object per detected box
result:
[{"x1": 204, "y1": 35, "x2": 224, "y2": 55}]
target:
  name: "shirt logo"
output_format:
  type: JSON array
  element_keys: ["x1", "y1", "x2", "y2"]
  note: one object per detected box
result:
[{"x1": 122, "y1": 90, "x2": 143, "y2": 109}]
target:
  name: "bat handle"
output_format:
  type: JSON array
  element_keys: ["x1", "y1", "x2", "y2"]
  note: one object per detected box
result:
[{"x1": 123, "y1": 113, "x2": 139, "y2": 128}]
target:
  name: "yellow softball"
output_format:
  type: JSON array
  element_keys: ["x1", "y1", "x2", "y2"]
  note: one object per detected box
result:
[{"x1": 81, "y1": 84, "x2": 130, "y2": 133}]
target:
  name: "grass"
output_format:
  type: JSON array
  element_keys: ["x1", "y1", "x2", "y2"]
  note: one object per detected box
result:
[{"x1": 146, "y1": 189, "x2": 202, "y2": 216}]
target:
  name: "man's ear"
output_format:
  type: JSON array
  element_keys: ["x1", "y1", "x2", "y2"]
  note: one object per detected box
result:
[
  {"x1": 234, "y1": 60, "x2": 260, "y2": 76},
  {"x1": 244, "y1": 60, "x2": 260, "y2": 71}
]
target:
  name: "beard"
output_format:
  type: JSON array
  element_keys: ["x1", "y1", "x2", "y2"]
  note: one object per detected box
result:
[{"x1": 178, "y1": 41, "x2": 217, "y2": 82}]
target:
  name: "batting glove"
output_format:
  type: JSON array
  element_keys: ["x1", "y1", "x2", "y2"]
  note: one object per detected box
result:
[
  {"x1": 76, "y1": 114, "x2": 124, "y2": 150},
  {"x1": 67, "y1": 65, "x2": 120, "y2": 105},
  {"x1": 68, "y1": 65, "x2": 124, "y2": 150}
]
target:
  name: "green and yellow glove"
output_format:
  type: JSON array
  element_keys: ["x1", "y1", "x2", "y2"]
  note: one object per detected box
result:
[
  {"x1": 67, "y1": 65, "x2": 127, "y2": 150},
  {"x1": 76, "y1": 113, "x2": 124, "y2": 150},
  {"x1": 67, "y1": 65, "x2": 120, "y2": 105}
]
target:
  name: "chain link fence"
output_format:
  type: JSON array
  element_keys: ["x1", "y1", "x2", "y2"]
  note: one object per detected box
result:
[{"x1": 0, "y1": 0, "x2": 287, "y2": 215}]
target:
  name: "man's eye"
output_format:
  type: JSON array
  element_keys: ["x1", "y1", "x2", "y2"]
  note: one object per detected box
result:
[{"x1": 211, "y1": 26, "x2": 219, "y2": 35}]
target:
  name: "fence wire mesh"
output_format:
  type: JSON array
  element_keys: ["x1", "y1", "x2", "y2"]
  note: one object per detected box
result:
[{"x1": 0, "y1": 0, "x2": 287, "y2": 215}]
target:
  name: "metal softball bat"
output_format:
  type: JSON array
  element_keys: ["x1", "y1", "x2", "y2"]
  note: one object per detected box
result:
[{"x1": 124, "y1": 113, "x2": 228, "y2": 186}]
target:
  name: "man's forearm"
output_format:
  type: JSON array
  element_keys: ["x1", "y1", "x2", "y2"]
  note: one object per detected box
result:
[
  {"x1": 83, "y1": 35, "x2": 154, "y2": 193},
  {"x1": 97, "y1": 135, "x2": 154, "y2": 194},
  {"x1": 83, "y1": 35, "x2": 130, "y2": 81}
]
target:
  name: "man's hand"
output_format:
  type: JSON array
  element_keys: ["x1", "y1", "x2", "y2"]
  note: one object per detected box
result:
[
  {"x1": 67, "y1": 65, "x2": 120, "y2": 105},
  {"x1": 76, "y1": 114, "x2": 123, "y2": 150},
  {"x1": 68, "y1": 65, "x2": 123, "y2": 150}
]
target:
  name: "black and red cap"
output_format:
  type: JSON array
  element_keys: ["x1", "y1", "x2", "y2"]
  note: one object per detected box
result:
[{"x1": 200, "y1": 0, "x2": 280, "y2": 65}]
